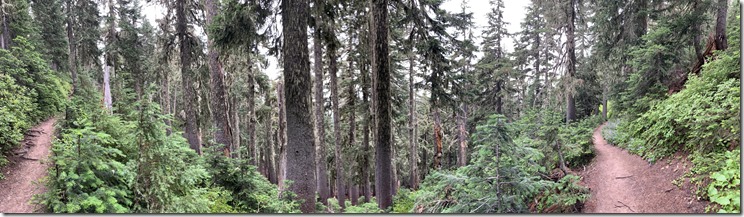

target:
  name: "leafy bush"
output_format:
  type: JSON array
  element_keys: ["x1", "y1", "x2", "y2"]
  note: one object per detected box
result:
[
  {"x1": 534, "y1": 174, "x2": 590, "y2": 213},
  {"x1": 412, "y1": 115, "x2": 549, "y2": 213},
  {"x1": 204, "y1": 145, "x2": 300, "y2": 213},
  {"x1": 558, "y1": 116, "x2": 603, "y2": 168},
  {"x1": 513, "y1": 109, "x2": 601, "y2": 170},
  {"x1": 344, "y1": 199, "x2": 384, "y2": 213},
  {"x1": 2, "y1": 37, "x2": 68, "y2": 123},
  {"x1": 613, "y1": 22, "x2": 740, "y2": 162},
  {"x1": 324, "y1": 198, "x2": 343, "y2": 213},
  {"x1": 689, "y1": 150, "x2": 741, "y2": 213},
  {"x1": 39, "y1": 122, "x2": 134, "y2": 213},
  {"x1": 0, "y1": 74, "x2": 34, "y2": 153},
  {"x1": 705, "y1": 150, "x2": 740, "y2": 213},
  {"x1": 392, "y1": 188, "x2": 414, "y2": 213},
  {"x1": 203, "y1": 187, "x2": 237, "y2": 213},
  {"x1": 129, "y1": 101, "x2": 212, "y2": 213},
  {"x1": 0, "y1": 37, "x2": 68, "y2": 178},
  {"x1": 600, "y1": 118, "x2": 621, "y2": 146}
]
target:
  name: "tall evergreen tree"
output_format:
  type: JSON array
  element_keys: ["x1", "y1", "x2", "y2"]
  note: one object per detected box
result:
[
  {"x1": 205, "y1": 0, "x2": 234, "y2": 156},
  {"x1": 371, "y1": 0, "x2": 392, "y2": 209},
  {"x1": 282, "y1": 0, "x2": 316, "y2": 212},
  {"x1": 31, "y1": 0, "x2": 68, "y2": 71}
]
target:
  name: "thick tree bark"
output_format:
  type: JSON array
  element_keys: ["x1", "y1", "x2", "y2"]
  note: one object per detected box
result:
[
  {"x1": 103, "y1": 0, "x2": 115, "y2": 110},
  {"x1": 714, "y1": 0, "x2": 728, "y2": 50},
  {"x1": 432, "y1": 108, "x2": 443, "y2": 170},
  {"x1": 282, "y1": 0, "x2": 316, "y2": 212},
  {"x1": 408, "y1": 47, "x2": 418, "y2": 189},
  {"x1": 313, "y1": 19, "x2": 330, "y2": 205},
  {"x1": 457, "y1": 104, "x2": 468, "y2": 167},
  {"x1": 103, "y1": 65, "x2": 113, "y2": 110},
  {"x1": 633, "y1": 0, "x2": 648, "y2": 37},
  {"x1": 496, "y1": 81, "x2": 503, "y2": 114},
  {"x1": 345, "y1": 49, "x2": 358, "y2": 209},
  {"x1": 162, "y1": 67, "x2": 172, "y2": 135},
  {"x1": 231, "y1": 95, "x2": 241, "y2": 158},
  {"x1": 177, "y1": 0, "x2": 202, "y2": 154},
  {"x1": 367, "y1": 0, "x2": 379, "y2": 202},
  {"x1": 532, "y1": 30, "x2": 541, "y2": 108},
  {"x1": 371, "y1": 0, "x2": 392, "y2": 209},
  {"x1": 602, "y1": 88, "x2": 608, "y2": 120},
  {"x1": 65, "y1": 0, "x2": 77, "y2": 92},
  {"x1": 246, "y1": 56, "x2": 257, "y2": 162},
  {"x1": 350, "y1": 184, "x2": 359, "y2": 205},
  {"x1": 361, "y1": 60, "x2": 372, "y2": 203},
  {"x1": 347, "y1": 79, "x2": 357, "y2": 205},
  {"x1": 205, "y1": 0, "x2": 234, "y2": 156},
  {"x1": 329, "y1": 36, "x2": 345, "y2": 209},
  {"x1": 276, "y1": 81, "x2": 288, "y2": 191},
  {"x1": 565, "y1": 0, "x2": 577, "y2": 123},
  {"x1": 359, "y1": 9, "x2": 372, "y2": 204}
]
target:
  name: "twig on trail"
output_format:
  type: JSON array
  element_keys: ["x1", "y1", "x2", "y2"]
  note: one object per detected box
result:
[
  {"x1": 615, "y1": 175, "x2": 633, "y2": 179},
  {"x1": 665, "y1": 188, "x2": 674, "y2": 193},
  {"x1": 26, "y1": 130, "x2": 46, "y2": 135},
  {"x1": 615, "y1": 201, "x2": 635, "y2": 212},
  {"x1": 20, "y1": 156, "x2": 39, "y2": 161}
]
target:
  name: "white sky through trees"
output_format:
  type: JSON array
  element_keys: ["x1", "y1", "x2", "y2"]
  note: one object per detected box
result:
[{"x1": 141, "y1": 0, "x2": 529, "y2": 80}]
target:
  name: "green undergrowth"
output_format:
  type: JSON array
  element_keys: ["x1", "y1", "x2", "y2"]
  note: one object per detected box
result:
[
  {"x1": 0, "y1": 37, "x2": 69, "y2": 180},
  {"x1": 36, "y1": 85, "x2": 300, "y2": 213},
  {"x1": 407, "y1": 112, "x2": 598, "y2": 213},
  {"x1": 609, "y1": 8, "x2": 740, "y2": 213}
]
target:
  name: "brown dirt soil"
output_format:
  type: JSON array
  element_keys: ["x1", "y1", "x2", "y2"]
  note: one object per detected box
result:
[
  {"x1": 580, "y1": 123, "x2": 708, "y2": 213},
  {"x1": 0, "y1": 118, "x2": 56, "y2": 213}
]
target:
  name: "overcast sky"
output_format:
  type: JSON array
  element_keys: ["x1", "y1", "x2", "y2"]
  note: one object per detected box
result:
[{"x1": 142, "y1": 0, "x2": 530, "y2": 80}]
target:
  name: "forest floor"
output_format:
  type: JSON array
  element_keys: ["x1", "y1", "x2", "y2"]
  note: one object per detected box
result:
[
  {"x1": 580, "y1": 123, "x2": 708, "y2": 213},
  {"x1": 0, "y1": 118, "x2": 56, "y2": 213}
]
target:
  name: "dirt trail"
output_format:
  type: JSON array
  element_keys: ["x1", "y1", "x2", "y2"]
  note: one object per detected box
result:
[
  {"x1": 581, "y1": 123, "x2": 706, "y2": 213},
  {"x1": 0, "y1": 118, "x2": 56, "y2": 213}
]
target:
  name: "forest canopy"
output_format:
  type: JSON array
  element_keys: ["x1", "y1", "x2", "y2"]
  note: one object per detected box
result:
[{"x1": 0, "y1": 0, "x2": 740, "y2": 214}]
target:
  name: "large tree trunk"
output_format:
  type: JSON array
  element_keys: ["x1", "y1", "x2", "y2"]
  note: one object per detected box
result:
[
  {"x1": 359, "y1": 8, "x2": 372, "y2": 204},
  {"x1": 361, "y1": 60, "x2": 372, "y2": 203},
  {"x1": 714, "y1": 0, "x2": 728, "y2": 50},
  {"x1": 231, "y1": 95, "x2": 241, "y2": 158},
  {"x1": 495, "y1": 81, "x2": 503, "y2": 114},
  {"x1": 532, "y1": 25, "x2": 541, "y2": 108},
  {"x1": 565, "y1": 0, "x2": 577, "y2": 123},
  {"x1": 205, "y1": 0, "x2": 234, "y2": 156},
  {"x1": 633, "y1": 0, "x2": 648, "y2": 37},
  {"x1": 350, "y1": 184, "x2": 359, "y2": 206},
  {"x1": 103, "y1": 65, "x2": 113, "y2": 110},
  {"x1": 371, "y1": 0, "x2": 392, "y2": 209},
  {"x1": 367, "y1": 0, "x2": 379, "y2": 202},
  {"x1": 602, "y1": 87, "x2": 608, "y2": 120},
  {"x1": 407, "y1": 46, "x2": 418, "y2": 189},
  {"x1": 246, "y1": 56, "x2": 256, "y2": 162},
  {"x1": 329, "y1": 36, "x2": 345, "y2": 209},
  {"x1": 313, "y1": 19, "x2": 330, "y2": 205},
  {"x1": 103, "y1": 0, "x2": 115, "y2": 110},
  {"x1": 263, "y1": 91, "x2": 274, "y2": 179},
  {"x1": 432, "y1": 108, "x2": 443, "y2": 170},
  {"x1": 162, "y1": 66, "x2": 172, "y2": 135},
  {"x1": 282, "y1": 0, "x2": 316, "y2": 212},
  {"x1": 457, "y1": 104, "x2": 468, "y2": 167},
  {"x1": 276, "y1": 81, "x2": 288, "y2": 191},
  {"x1": 347, "y1": 75, "x2": 357, "y2": 205},
  {"x1": 345, "y1": 50, "x2": 358, "y2": 209},
  {"x1": 177, "y1": 0, "x2": 202, "y2": 154},
  {"x1": 66, "y1": 0, "x2": 77, "y2": 93}
]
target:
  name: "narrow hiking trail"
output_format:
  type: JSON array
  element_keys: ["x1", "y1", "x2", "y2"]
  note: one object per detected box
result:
[
  {"x1": 0, "y1": 118, "x2": 56, "y2": 213},
  {"x1": 581, "y1": 123, "x2": 707, "y2": 213}
]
